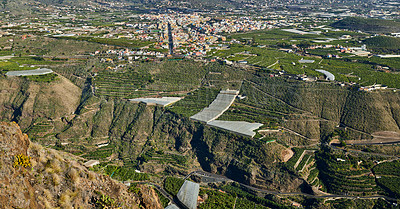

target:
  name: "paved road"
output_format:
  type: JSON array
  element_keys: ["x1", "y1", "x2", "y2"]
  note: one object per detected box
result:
[
  {"x1": 348, "y1": 141, "x2": 400, "y2": 146},
  {"x1": 186, "y1": 170, "x2": 399, "y2": 202},
  {"x1": 328, "y1": 144, "x2": 400, "y2": 159}
]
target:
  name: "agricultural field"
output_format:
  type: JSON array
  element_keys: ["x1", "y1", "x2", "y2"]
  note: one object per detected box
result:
[
  {"x1": 286, "y1": 148, "x2": 305, "y2": 169},
  {"x1": 0, "y1": 36, "x2": 106, "y2": 56},
  {"x1": 198, "y1": 189, "x2": 236, "y2": 209},
  {"x1": 219, "y1": 80, "x2": 302, "y2": 127},
  {"x1": 169, "y1": 87, "x2": 220, "y2": 118},
  {"x1": 90, "y1": 163, "x2": 150, "y2": 182},
  {"x1": 93, "y1": 60, "x2": 244, "y2": 99},
  {"x1": 373, "y1": 160, "x2": 400, "y2": 198},
  {"x1": 53, "y1": 36, "x2": 154, "y2": 49},
  {"x1": 219, "y1": 183, "x2": 294, "y2": 209},
  {"x1": 316, "y1": 149, "x2": 387, "y2": 196},
  {"x1": 210, "y1": 28, "x2": 400, "y2": 89},
  {"x1": 94, "y1": 67, "x2": 155, "y2": 98},
  {"x1": 163, "y1": 176, "x2": 185, "y2": 196},
  {"x1": 140, "y1": 148, "x2": 187, "y2": 166}
]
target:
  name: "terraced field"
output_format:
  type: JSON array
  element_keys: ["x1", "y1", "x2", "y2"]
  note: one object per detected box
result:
[
  {"x1": 94, "y1": 69, "x2": 155, "y2": 98},
  {"x1": 316, "y1": 150, "x2": 385, "y2": 196},
  {"x1": 170, "y1": 87, "x2": 220, "y2": 118},
  {"x1": 373, "y1": 160, "x2": 400, "y2": 198},
  {"x1": 218, "y1": 81, "x2": 302, "y2": 128}
]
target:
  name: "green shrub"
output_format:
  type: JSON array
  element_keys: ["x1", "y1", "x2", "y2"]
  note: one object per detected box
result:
[{"x1": 163, "y1": 177, "x2": 184, "y2": 196}]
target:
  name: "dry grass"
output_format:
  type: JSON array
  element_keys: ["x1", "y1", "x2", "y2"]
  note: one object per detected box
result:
[
  {"x1": 43, "y1": 189, "x2": 53, "y2": 200},
  {"x1": 45, "y1": 159, "x2": 62, "y2": 174},
  {"x1": 30, "y1": 158, "x2": 38, "y2": 168},
  {"x1": 88, "y1": 171, "x2": 96, "y2": 181},
  {"x1": 52, "y1": 173, "x2": 61, "y2": 186},
  {"x1": 29, "y1": 142, "x2": 42, "y2": 152},
  {"x1": 68, "y1": 168, "x2": 80, "y2": 185},
  {"x1": 50, "y1": 149, "x2": 63, "y2": 161},
  {"x1": 59, "y1": 197, "x2": 72, "y2": 209},
  {"x1": 59, "y1": 189, "x2": 80, "y2": 209},
  {"x1": 59, "y1": 190, "x2": 73, "y2": 209},
  {"x1": 43, "y1": 199, "x2": 54, "y2": 209}
]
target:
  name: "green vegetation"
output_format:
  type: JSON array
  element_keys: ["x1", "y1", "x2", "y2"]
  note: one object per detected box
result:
[
  {"x1": 219, "y1": 81, "x2": 300, "y2": 127},
  {"x1": 307, "y1": 167, "x2": 319, "y2": 183},
  {"x1": 81, "y1": 145, "x2": 115, "y2": 160},
  {"x1": 373, "y1": 160, "x2": 400, "y2": 176},
  {"x1": 220, "y1": 183, "x2": 294, "y2": 209},
  {"x1": 0, "y1": 60, "x2": 36, "y2": 73},
  {"x1": 95, "y1": 193, "x2": 119, "y2": 209},
  {"x1": 155, "y1": 189, "x2": 170, "y2": 208},
  {"x1": 54, "y1": 36, "x2": 153, "y2": 49},
  {"x1": 331, "y1": 17, "x2": 400, "y2": 33},
  {"x1": 296, "y1": 154, "x2": 311, "y2": 171},
  {"x1": 235, "y1": 198, "x2": 268, "y2": 209},
  {"x1": 94, "y1": 60, "x2": 242, "y2": 99},
  {"x1": 376, "y1": 176, "x2": 400, "y2": 198},
  {"x1": 286, "y1": 148, "x2": 305, "y2": 169},
  {"x1": 101, "y1": 165, "x2": 150, "y2": 182},
  {"x1": 364, "y1": 36, "x2": 400, "y2": 54},
  {"x1": 25, "y1": 119, "x2": 53, "y2": 137},
  {"x1": 26, "y1": 73, "x2": 58, "y2": 83},
  {"x1": 316, "y1": 149, "x2": 381, "y2": 195},
  {"x1": 212, "y1": 28, "x2": 400, "y2": 89},
  {"x1": 140, "y1": 148, "x2": 187, "y2": 165},
  {"x1": 163, "y1": 177, "x2": 185, "y2": 196},
  {"x1": 170, "y1": 87, "x2": 220, "y2": 117},
  {"x1": 94, "y1": 67, "x2": 154, "y2": 98},
  {"x1": 373, "y1": 160, "x2": 400, "y2": 198},
  {"x1": 198, "y1": 189, "x2": 236, "y2": 209},
  {"x1": 325, "y1": 198, "x2": 397, "y2": 209},
  {"x1": 128, "y1": 183, "x2": 141, "y2": 194}
]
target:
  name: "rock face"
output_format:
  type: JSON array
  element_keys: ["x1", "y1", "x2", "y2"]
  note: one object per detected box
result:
[
  {"x1": 0, "y1": 76, "x2": 81, "y2": 130},
  {"x1": 0, "y1": 121, "x2": 162, "y2": 209}
]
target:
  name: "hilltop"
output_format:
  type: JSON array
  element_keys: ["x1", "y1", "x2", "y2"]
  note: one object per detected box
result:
[{"x1": 0, "y1": 121, "x2": 163, "y2": 208}]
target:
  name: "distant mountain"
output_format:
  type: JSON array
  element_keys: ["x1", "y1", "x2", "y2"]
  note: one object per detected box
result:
[{"x1": 331, "y1": 17, "x2": 400, "y2": 33}]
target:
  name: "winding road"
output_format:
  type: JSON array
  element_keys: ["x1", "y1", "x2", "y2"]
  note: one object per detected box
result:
[{"x1": 184, "y1": 170, "x2": 399, "y2": 202}]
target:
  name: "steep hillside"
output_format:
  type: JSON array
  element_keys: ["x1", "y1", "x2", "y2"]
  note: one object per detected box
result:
[
  {"x1": 0, "y1": 75, "x2": 81, "y2": 130},
  {"x1": 56, "y1": 97, "x2": 303, "y2": 192},
  {"x1": 0, "y1": 121, "x2": 162, "y2": 209},
  {"x1": 2, "y1": 73, "x2": 400, "y2": 194},
  {"x1": 242, "y1": 76, "x2": 400, "y2": 140}
]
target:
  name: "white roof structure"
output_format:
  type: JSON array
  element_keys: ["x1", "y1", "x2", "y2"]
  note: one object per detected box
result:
[
  {"x1": 376, "y1": 55, "x2": 400, "y2": 58},
  {"x1": 298, "y1": 59, "x2": 315, "y2": 63},
  {"x1": 5, "y1": 68, "x2": 53, "y2": 77},
  {"x1": 190, "y1": 90, "x2": 239, "y2": 123},
  {"x1": 165, "y1": 204, "x2": 180, "y2": 209},
  {"x1": 207, "y1": 120, "x2": 263, "y2": 138},
  {"x1": 189, "y1": 89, "x2": 262, "y2": 138},
  {"x1": 282, "y1": 29, "x2": 321, "y2": 35},
  {"x1": 129, "y1": 97, "x2": 182, "y2": 107},
  {"x1": 83, "y1": 160, "x2": 100, "y2": 168},
  {"x1": 315, "y1": 69, "x2": 335, "y2": 81},
  {"x1": 53, "y1": 33, "x2": 76, "y2": 37},
  {"x1": 177, "y1": 181, "x2": 200, "y2": 209}
]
